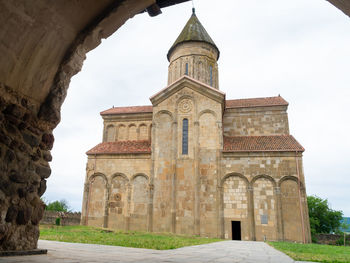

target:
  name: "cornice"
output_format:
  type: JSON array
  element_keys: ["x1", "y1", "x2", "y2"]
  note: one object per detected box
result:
[{"x1": 150, "y1": 75, "x2": 225, "y2": 106}]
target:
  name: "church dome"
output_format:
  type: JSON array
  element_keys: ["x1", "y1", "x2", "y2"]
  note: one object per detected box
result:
[
  {"x1": 167, "y1": 8, "x2": 219, "y2": 61},
  {"x1": 167, "y1": 9, "x2": 220, "y2": 89}
]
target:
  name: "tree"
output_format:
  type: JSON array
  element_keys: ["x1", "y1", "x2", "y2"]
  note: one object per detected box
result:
[
  {"x1": 307, "y1": 195, "x2": 343, "y2": 235},
  {"x1": 45, "y1": 199, "x2": 70, "y2": 212}
]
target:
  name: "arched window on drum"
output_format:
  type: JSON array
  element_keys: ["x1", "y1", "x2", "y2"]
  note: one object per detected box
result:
[{"x1": 182, "y1": 118, "x2": 188, "y2": 155}]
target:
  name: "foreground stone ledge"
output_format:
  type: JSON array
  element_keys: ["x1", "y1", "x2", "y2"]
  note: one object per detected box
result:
[{"x1": 0, "y1": 249, "x2": 47, "y2": 257}]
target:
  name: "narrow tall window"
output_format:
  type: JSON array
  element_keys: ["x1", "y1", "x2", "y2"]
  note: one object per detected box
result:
[
  {"x1": 182, "y1": 118, "x2": 188, "y2": 155},
  {"x1": 209, "y1": 65, "x2": 213, "y2": 86},
  {"x1": 185, "y1": 63, "x2": 189, "y2": 75}
]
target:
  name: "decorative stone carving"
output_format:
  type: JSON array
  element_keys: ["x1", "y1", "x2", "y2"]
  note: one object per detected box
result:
[
  {"x1": 178, "y1": 99, "x2": 193, "y2": 113},
  {"x1": 115, "y1": 193, "x2": 122, "y2": 201}
]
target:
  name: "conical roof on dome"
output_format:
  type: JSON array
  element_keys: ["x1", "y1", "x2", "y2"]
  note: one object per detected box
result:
[{"x1": 167, "y1": 9, "x2": 219, "y2": 61}]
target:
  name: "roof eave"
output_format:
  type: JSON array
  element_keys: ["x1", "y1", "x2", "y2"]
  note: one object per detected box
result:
[
  {"x1": 223, "y1": 149, "x2": 305, "y2": 153},
  {"x1": 86, "y1": 151, "x2": 151, "y2": 155},
  {"x1": 150, "y1": 75, "x2": 225, "y2": 106},
  {"x1": 167, "y1": 40, "x2": 220, "y2": 61}
]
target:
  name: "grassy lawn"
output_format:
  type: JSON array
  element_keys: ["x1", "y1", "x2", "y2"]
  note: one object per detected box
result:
[
  {"x1": 39, "y1": 225, "x2": 222, "y2": 250},
  {"x1": 268, "y1": 241, "x2": 350, "y2": 263}
]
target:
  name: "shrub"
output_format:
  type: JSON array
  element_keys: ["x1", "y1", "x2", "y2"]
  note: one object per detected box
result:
[
  {"x1": 335, "y1": 236, "x2": 350, "y2": 246},
  {"x1": 55, "y1": 217, "x2": 61, "y2": 226}
]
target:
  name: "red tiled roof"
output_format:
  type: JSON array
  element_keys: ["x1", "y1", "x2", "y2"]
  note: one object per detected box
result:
[
  {"x1": 100, "y1": 96, "x2": 287, "y2": 115},
  {"x1": 86, "y1": 140, "x2": 151, "y2": 155},
  {"x1": 100, "y1": 105, "x2": 153, "y2": 115},
  {"x1": 226, "y1": 96, "x2": 288, "y2": 109},
  {"x1": 223, "y1": 135, "x2": 304, "y2": 152}
]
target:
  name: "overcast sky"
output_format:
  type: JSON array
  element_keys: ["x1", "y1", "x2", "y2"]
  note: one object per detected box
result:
[{"x1": 43, "y1": 0, "x2": 350, "y2": 216}]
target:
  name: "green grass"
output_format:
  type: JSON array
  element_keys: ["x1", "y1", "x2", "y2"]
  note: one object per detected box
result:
[
  {"x1": 39, "y1": 225, "x2": 222, "y2": 250},
  {"x1": 268, "y1": 241, "x2": 350, "y2": 263}
]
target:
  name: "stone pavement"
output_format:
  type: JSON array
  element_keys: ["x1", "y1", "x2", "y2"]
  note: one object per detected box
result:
[{"x1": 0, "y1": 240, "x2": 314, "y2": 263}]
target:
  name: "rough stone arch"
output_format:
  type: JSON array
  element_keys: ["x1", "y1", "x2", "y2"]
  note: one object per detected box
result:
[
  {"x1": 251, "y1": 174, "x2": 278, "y2": 241},
  {"x1": 117, "y1": 124, "x2": 127, "y2": 141},
  {"x1": 138, "y1": 123, "x2": 148, "y2": 140},
  {"x1": 128, "y1": 123, "x2": 137, "y2": 140},
  {"x1": 109, "y1": 172, "x2": 129, "y2": 229},
  {"x1": 221, "y1": 172, "x2": 249, "y2": 187},
  {"x1": 278, "y1": 175, "x2": 305, "y2": 190},
  {"x1": 129, "y1": 173, "x2": 149, "y2": 231},
  {"x1": 86, "y1": 173, "x2": 108, "y2": 228},
  {"x1": 131, "y1": 173, "x2": 149, "y2": 182},
  {"x1": 111, "y1": 172, "x2": 129, "y2": 183},
  {"x1": 154, "y1": 110, "x2": 174, "y2": 123},
  {"x1": 279, "y1": 177, "x2": 305, "y2": 242},
  {"x1": 221, "y1": 172, "x2": 250, "y2": 240},
  {"x1": 251, "y1": 174, "x2": 277, "y2": 188},
  {"x1": 198, "y1": 110, "x2": 218, "y2": 149},
  {"x1": 198, "y1": 109, "x2": 217, "y2": 119},
  {"x1": 176, "y1": 94, "x2": 195, "y2": 110},
  {"x1": 89, "y1": 173, "x2": 108, "y2": 185},
  {"x1": 106, "y1": 124, "x2": 115, "y2": 142}
]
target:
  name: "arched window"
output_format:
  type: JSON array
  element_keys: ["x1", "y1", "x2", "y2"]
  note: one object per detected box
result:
[
  {"x1": 209, "y1": 65, "x2": 213, "y2": 86},
  {"x1": 106, "y1": 125, "x2": 115, "y2": 142},
  {"x1": 185, "y1": 63, "x2": 189, "y2": 75},
  {"x1": 182, "y1": 118, "x2": 188, "y2": 155}
]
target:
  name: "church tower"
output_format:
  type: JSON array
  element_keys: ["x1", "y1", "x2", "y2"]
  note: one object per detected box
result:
[
  {"x1": 167, "y1": 9, "x2": 220, "y2": 89},
  {"x1": 149, "y1": 9, "x2": 225, "y2": 237}
]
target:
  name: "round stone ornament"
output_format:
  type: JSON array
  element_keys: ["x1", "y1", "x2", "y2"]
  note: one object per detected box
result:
[{"x1": 179, "y1": 99, "x2": 193, "y2": 113}]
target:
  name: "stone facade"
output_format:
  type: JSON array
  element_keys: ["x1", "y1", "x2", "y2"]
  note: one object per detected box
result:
[
  {"x1": 82, "y1": 11, "x2": 311, "y2": 243},
  {"x1": 41, "y1": 211, "x2": 81, "y2": 226}
]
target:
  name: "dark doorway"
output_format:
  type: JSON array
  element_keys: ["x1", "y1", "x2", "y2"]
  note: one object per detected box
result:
[{"x1": 231, "y1": 221, "x2": 241, "y2": 240}]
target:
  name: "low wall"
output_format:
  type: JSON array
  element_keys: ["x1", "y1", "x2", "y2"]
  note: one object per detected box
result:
[
  {"x1": 315, "y1": 233, "x2": 350, "y2": 245},
  {"x1": 41, "y1": 211, "x2": 81, "y2": 226}
]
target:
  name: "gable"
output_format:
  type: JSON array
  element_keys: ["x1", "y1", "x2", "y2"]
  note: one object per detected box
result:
[{"x1": 150, "y1": 75, "x2": 225, "y2": 107}]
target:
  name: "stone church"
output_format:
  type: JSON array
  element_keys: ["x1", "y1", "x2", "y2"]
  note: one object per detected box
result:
[{"x1": 81, "y1": 10, "x2": 311, "y2": 243}]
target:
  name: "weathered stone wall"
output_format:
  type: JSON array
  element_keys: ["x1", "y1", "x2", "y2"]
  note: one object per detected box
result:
[
  {"x1": 81, "y1": 155, "x2": 151, "y2": 230},
  {"x1": 87, "y1": 175, "x2": 107, "y2": 227},
  {"x1": 151, "y1": 84, "x2": 224, "y2": 237},
  {"x1": 223, "y1": 106, "x2": 289, "y2": 136},
  {"x1": 0, "y1": 84, "x2": 52, "y2": 251},
  {"x1": 168, "y1": 42, "x2": 219, "y2": 89},
  {"x1": 108, "y1": 175, "x2": 128, "y2": 230},
  {"x1": 103, "y1": 119, "x2": 152, "y2": 142},
  {"x1": 315, "y1": 233, "x2": 350, "y2": 245},
  {"x1": 152, "y1": 111, "x2": 173, "y2": 233},
  {"x1": 129, "y1": 175, "x2": 149, "y2": 231},
  {"x1": 198, "y1": 112, "x2": 221, "y2": 237},
  {"x1": 253, "y1": 178, "x2": 277, "y2": 241},
  {"x1": 220, "y1": 153, "x2": 311, "y2": 242},
  {"x1": 82, "y1": 74, "x2": 311, "y2": 243},
  {"x1": 40, "y1": 211, "x2": 81, "y2": 226},
  {"x1": 281, "y1": 179, "x2": 304, "y2": 242},
  {"x1": 222, "y1": 176, "x2": 249, "y2": 240}
]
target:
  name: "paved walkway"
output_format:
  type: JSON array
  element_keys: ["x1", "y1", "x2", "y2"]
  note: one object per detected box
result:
[{"x1": 1, "y1": 240, "x2": 313, "y2": 263}]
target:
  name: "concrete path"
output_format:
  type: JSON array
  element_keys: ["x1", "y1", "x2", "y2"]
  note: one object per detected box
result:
[{"x1": 0, "y1": 240, "x2": 313, "y2": 263}]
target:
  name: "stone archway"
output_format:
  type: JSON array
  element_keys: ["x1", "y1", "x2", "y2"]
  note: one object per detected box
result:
[
  {"x1": 0, "y1": 0, "x2": 188, "y2": 251},
  {"x1": 0, "y1": 0, "x2": 348, "y2": 252}
]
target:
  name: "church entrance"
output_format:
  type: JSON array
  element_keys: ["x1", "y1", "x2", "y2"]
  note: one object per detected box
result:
[{"x1": 231, "y1": 221, "x2": 241, "y2": 240}]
